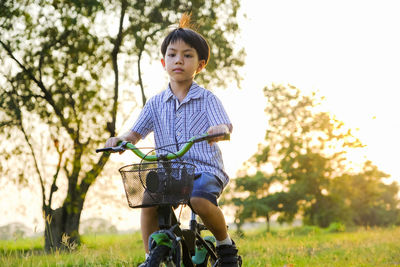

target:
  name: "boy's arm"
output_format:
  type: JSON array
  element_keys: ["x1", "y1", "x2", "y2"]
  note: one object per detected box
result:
[
  {"x1": 105, "y1": 131, "x2": 141, "y2": 148},
  {"x1": 205, "y1": 93, "x2": 233, "y2": 142}
]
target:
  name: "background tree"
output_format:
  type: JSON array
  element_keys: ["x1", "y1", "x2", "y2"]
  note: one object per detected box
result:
[
  {"x1": 229, "y1": 171, "x2": 281, "y2": 233},
  {"x1": 230, "y1": 84, "x2": 399, "y2": 229},
  {"x1": 0, "y1": 0, "x2": 244, "y2": 251},
  {"x1": 330, "y1": 161, "x2": 400, "y2": 227}
]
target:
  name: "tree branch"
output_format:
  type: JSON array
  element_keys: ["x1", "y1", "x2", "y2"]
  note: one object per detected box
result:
[
  {"x1": 79, "y1": 152, "x2": 110, "y2": 196},
  {"x1": 136, "y1": 27, "x2": 163, "y2": 107},
  {"x1": 137, "y1": 47, "x2": 146, "y2": 107},
  {"x1": 81, "y1": 0, "x2": 128, "y2": 195},
  {"x1": 108, "y1": 0, "x2": 128, "y2": 137},
  {"x1": 0, "y1": 40, "x2": 75, "y2": 138},
  {"x1": 8, "y1": 88, "x2": 47, "y2": 208},
  {"x1": 67, "y1": 138, "x2": 83, "y2": 198},
  {"x1": 0, "y1": 120, "x2": 16, "y2": 128},
  {"x1": 48, "y1": 139, "x2": 66, "y2": 208},
  {"x1": 21, "y1": 124, "x2": 47, "y2": 208}
]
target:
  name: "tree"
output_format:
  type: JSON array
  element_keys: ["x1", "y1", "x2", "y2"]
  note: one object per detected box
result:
[
  {"x1": 231, "y1": 84, "x2": 366, "y2": 228},
  {"x1": 330, "y1": 161, "x2": 400, "y2": 227},
  {"x1": 0, "y1": 0, "x2": 244, "y2": 251},
  {"x1": 230, "y1": 171, "x2": 280, "y2": 233}
]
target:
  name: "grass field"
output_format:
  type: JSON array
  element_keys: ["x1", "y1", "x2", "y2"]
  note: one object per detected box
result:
[{"x1": 1, "y1": 226, "x2": 399, "y2": 266}]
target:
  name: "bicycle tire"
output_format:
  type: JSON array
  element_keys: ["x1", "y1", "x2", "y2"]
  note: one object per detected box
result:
[
  {"x1": 196, "y1": 240, "x2": 216, "y2": 267},
  {"x1": 148, "y1": 245, "x2": 177, "y2": 267}
]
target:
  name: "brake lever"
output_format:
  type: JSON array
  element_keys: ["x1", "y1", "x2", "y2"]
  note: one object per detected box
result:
[{"x1": 112, "y1": 141, "x2": 129, "y2": 152}]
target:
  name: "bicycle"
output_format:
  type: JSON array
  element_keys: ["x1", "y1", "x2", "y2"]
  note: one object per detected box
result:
[{"x1": 96, "y1": 132, "x2": 240, "y2": 267}]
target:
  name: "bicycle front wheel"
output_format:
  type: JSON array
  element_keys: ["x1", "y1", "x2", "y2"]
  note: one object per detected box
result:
[{"x1": 148, "y1": 245, "x2": 178, "y2": 267}]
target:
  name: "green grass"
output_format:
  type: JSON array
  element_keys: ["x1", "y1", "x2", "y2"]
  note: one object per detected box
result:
[
  {"x1": 1, "y1": 226, "x2": 400, "y2": 266},
  {"x1": 236, "y1": 226, "x2": 400, "y2": 266},
  {"x1": 0, "y1": 232, "x2": 144, "y2": 266}
]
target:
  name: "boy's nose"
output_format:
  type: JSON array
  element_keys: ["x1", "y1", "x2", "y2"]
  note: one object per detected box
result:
[{"x1": 175, "y1": 55, "x2": 183, "y2": 64}]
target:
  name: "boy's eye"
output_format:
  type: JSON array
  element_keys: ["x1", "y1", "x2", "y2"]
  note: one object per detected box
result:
[
  {"x1": 168, "y1": 53, "x2": 176, "y2": 57},
  {"x1": 185, "y1": 54, "x2": 193, "y2": 58}
]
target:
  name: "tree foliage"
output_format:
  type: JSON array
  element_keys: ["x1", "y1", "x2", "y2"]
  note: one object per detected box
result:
[
  {"x1": 230, "y1": 84, "x2": 400, "y2": 230},
  {"x1": 0, "y1": 0, "x2": 244, "y2": 250},
  {"x1": 330, "y1": 161, "x2": 400, "y2": 227}
]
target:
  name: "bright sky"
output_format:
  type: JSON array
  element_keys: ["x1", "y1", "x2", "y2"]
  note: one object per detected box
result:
[{"x1": 2, "y1": 0, "x2": 400, "y2": 232}]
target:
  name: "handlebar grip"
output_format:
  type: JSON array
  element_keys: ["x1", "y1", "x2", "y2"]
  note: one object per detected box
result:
[
  {"x1": 207, "y1": 132, "x2": 230, "y2": 141},
  {"x1": 96, "y1": 141, "x2": 129, "y2": 153},
  {"x1": 192, "y1": 132, "x2": 230, "y2": 143},
  {"x1": 96, "y1": 147, "x2": 113, "y2": 153}
]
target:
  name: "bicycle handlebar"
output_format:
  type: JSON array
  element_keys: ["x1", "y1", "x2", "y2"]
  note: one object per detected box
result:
[{"x1": 96, "y1": 132, "x2": 230, "y2": 161}]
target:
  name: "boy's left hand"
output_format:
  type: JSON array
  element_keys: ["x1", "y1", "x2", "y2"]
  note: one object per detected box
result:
[{"x1": 207, "y1": 124, "x2": 230, "y2": 145}]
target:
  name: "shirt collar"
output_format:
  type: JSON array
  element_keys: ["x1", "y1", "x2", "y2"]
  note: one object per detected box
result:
[{"x1": 163, "y1": 82, "x2": 202, "y2": 103}]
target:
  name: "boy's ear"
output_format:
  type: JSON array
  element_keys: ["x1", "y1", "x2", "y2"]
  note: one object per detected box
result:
[
  {"x1": 161, "y1": 58, "x2": 166, "y2": 69},
  {"x1": 196, "y1": 59, "x2": 206, "y2": 74}
]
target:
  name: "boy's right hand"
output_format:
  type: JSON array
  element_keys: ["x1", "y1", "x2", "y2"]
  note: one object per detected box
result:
[
  {"x1": 105, "y1": 136, "x2": 123, "y2": 148},
  {"x1": 207, "y1": 124, "x2": 230, "y2": 145}
]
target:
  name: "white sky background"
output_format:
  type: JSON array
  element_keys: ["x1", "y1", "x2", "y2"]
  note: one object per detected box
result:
[{"x1": 2, "y1": 0, "x2": 400, "y2": 232}]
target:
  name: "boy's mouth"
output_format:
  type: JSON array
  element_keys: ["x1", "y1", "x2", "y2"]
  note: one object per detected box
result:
[{"x1": 173, "y1": 68, "x2": 184, "y2": 73}]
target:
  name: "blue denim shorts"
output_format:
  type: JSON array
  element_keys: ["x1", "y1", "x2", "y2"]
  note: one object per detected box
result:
[{"x1": 191, "y1": 172, "x2": 224, "y2": 206}]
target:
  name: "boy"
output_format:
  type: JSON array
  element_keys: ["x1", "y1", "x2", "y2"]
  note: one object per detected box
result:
[{"x1": 105, "y1": 14, "x2": 240, "y2": 267}]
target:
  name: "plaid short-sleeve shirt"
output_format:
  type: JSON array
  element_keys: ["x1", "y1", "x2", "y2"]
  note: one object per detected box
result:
[{"x1": 131, "y1": 82, "x2": 232, "y2": 186}]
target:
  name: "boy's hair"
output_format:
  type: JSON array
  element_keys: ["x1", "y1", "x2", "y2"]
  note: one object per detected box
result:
[{"x1": 161, "y1": 13, "x2": 210, "y2": 66}]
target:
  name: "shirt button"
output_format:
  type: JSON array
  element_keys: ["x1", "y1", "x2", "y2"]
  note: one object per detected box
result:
[{"x1": 177, "y1": 132, "x2": 181, "y2": 136}]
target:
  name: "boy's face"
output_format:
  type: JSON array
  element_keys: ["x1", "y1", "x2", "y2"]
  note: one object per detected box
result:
[{"x1": 161, "y1": 40, "x2": 205, "y2": 84}]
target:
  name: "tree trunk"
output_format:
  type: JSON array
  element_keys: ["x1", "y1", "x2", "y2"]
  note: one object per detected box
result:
[
  {"x1": 44, "y1": 207, "x2": 64, "y2": 252},
  {"x1": 266, "y1": 212, "x2": 270, "y2": 232},
  {"x1": 234, "y1": 218, "x2": 245, "y2": 237},
  {"x1": 43, "y1": 202, "x2": 82, "y2": 252}
]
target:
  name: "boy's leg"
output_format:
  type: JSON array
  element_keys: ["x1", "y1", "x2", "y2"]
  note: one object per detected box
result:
[
  {"x1": 140, "y1": 206, "x2": 159, "y2": 253},
  {"x1": 190, "y1": 172, "x2": 241, "y2": 266},
  {"x1": 190, "y1": 197, "x2": 228, "y2": 241},
  {"x1": 190, "y1": 197, "x2": 240, "y2": 266},
  {"x1": 190, "y1": 173, "x2": 229, "y2": 241}
]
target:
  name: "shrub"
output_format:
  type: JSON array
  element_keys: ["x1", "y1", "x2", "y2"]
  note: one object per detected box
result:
[{"x1": 326, "y1": 222, "x2": 346, "y2": 233}]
